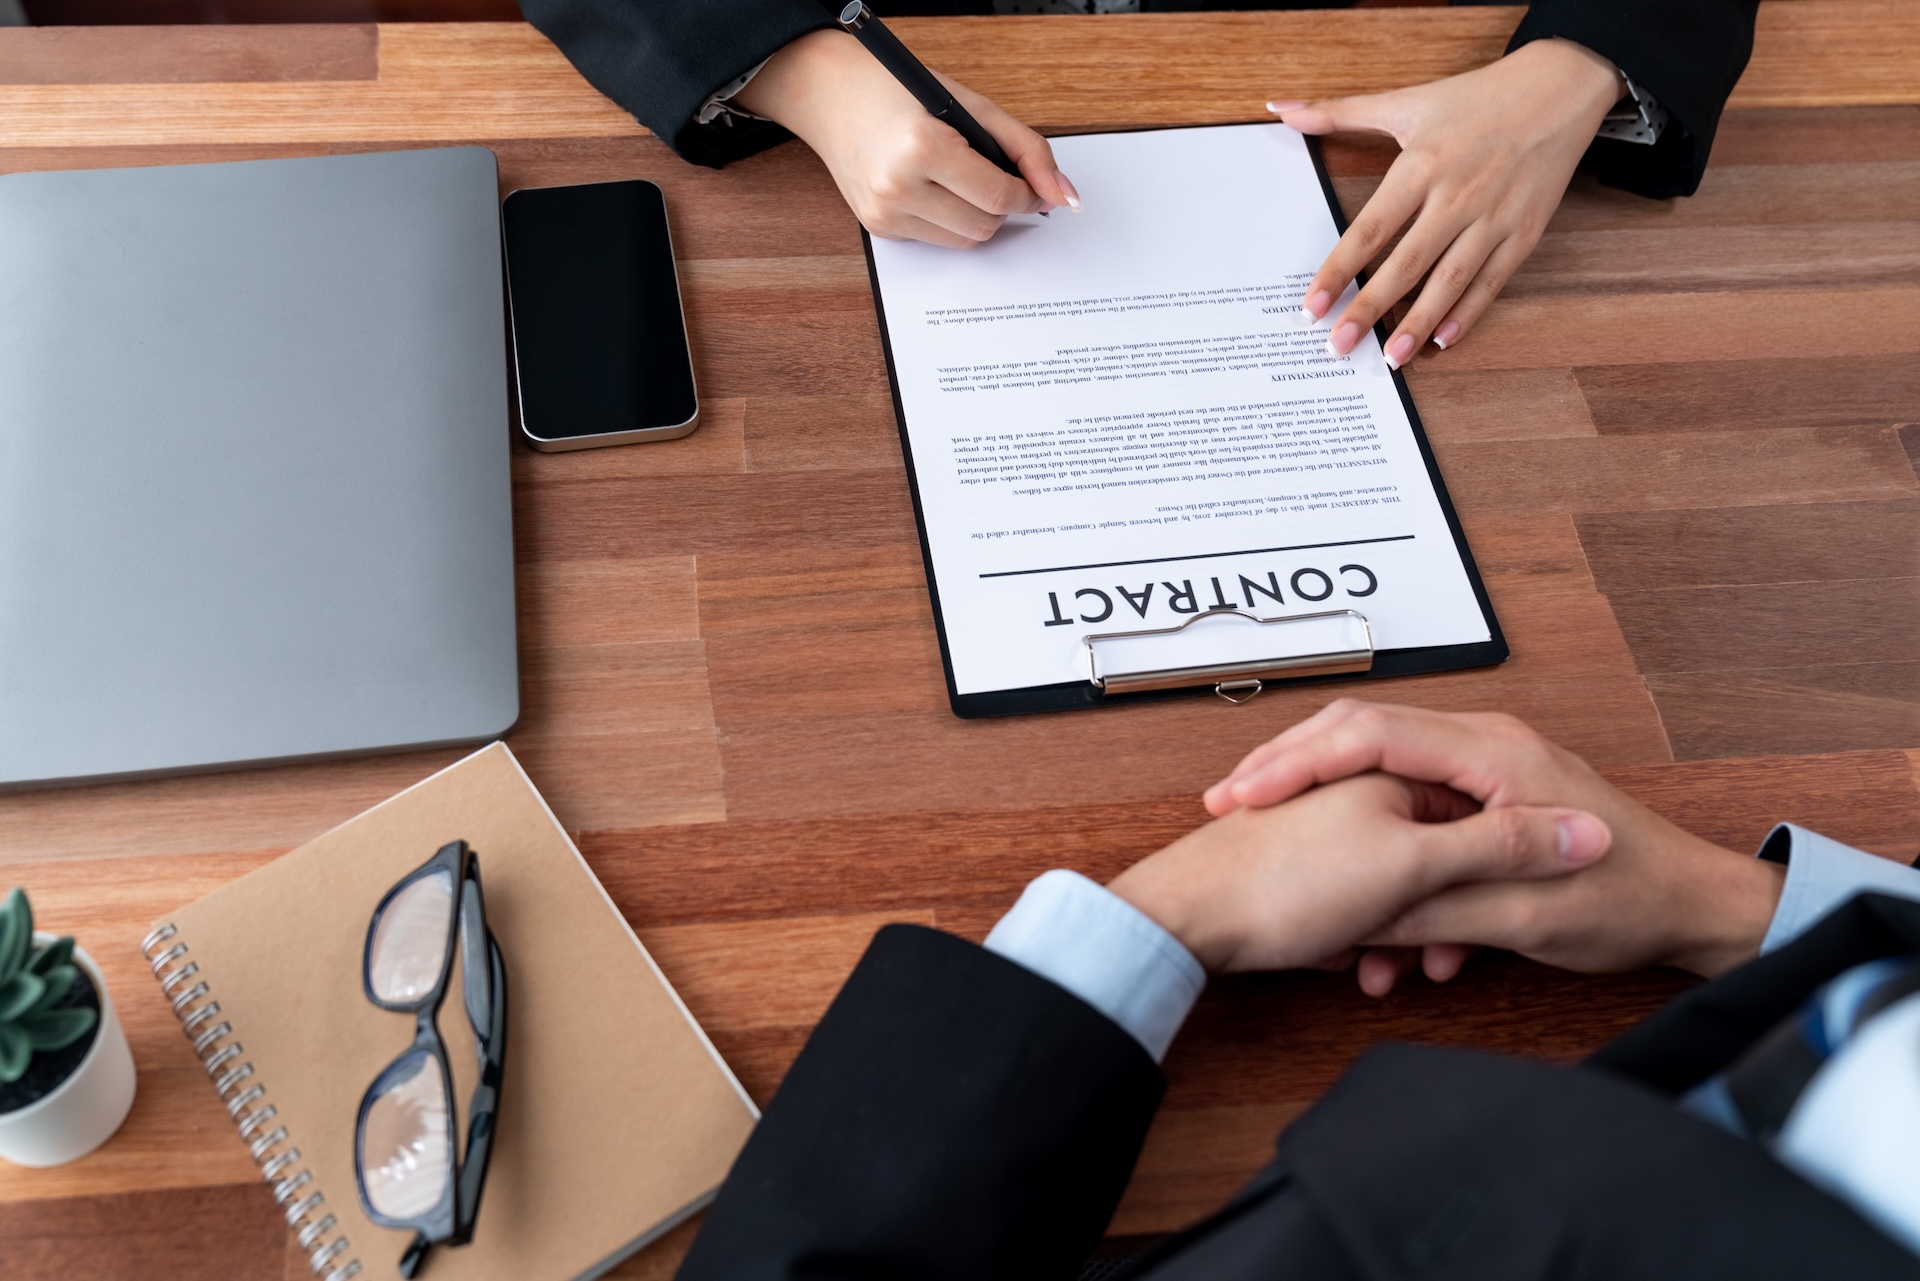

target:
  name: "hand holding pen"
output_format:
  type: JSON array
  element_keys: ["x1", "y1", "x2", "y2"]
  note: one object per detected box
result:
[{"x1": 730, "y1": 12, "x2": 1079, "y2": 249}]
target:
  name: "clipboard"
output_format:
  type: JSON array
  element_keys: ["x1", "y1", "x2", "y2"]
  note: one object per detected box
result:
[{"x1": 862, "y1": 126, "x2": 1507, "y2": 718}]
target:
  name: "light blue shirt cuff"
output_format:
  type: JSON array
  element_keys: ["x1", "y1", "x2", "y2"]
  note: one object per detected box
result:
[
  {"x1": 984, "y1": 869, "x2": 1206, "y2": 1063},
  {"x1": 1760, "y1": 823, "x2": 1920, "y2": 953}
]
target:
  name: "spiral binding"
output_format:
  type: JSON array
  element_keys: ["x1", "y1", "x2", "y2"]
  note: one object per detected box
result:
[{"x1": 143, "y1": 924, "x2": 364, "y2": 1281}]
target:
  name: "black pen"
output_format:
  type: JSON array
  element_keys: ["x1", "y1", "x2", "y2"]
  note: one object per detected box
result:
[{"x1": 836, "y1": 1, "x2": 1027, "y2": 183}]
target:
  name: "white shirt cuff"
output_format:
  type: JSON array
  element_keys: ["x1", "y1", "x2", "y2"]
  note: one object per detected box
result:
[
  {"x1": 984, "y1": 869, "x2": 1205, "y2": 1063},
  {"x1": 1759, "y1": 823, "x2": 1920, "y2": 953},
  {"x1": 1596, "y1": 73, "x2": 1668, "y2": 146},
  {"x1": 694, "y1": 58, "x2": 771, "y2": 127}
]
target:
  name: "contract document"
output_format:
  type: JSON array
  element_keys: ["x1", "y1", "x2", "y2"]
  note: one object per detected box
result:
[{"x1": 866, "y1": 124, "x2": 1505, "y2": 715}]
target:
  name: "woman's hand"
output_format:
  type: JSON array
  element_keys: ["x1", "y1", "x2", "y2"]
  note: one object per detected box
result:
[
  {"x1": 1271, "y1": 37, "x2": 1622, "y2": 366},
  {"x1": 1205, "y1": 701, "x2": 1785, "y2": 983},
  {"x1": 734, "y1": 29, "x2": 1078, "y2": 249}
]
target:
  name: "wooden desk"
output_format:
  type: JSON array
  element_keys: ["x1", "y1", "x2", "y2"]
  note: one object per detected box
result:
[{"x1": 1, "y1": 6, "x2": 1916, "y2": 1275}]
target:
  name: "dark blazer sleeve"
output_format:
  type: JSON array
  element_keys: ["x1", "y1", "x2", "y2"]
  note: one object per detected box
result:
[
  {"x1": 1508, "y1": 0, "x2": 1759, "y2": 199},
  {"x1": 676, "y1": 924, "x2": 1166, "y2": 1281},
  {"x1": 516, "y1": 0, "x2": 833, "y2": 167}
]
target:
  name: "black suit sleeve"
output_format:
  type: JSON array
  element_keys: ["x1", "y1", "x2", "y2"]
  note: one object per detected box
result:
[
  {"x1": 676, "y1": 924, "x2": 1165, "y2": 1281},
  {"x1": 1508, "y1": 0, "x2": 1759, "y2": 198},
  {"x1": 516, "y1": 0, "x2": 832, "y2": 167}
]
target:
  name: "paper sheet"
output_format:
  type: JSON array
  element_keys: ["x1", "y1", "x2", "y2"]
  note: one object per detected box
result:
[{"x1": 869, "y1": 124, "x2": 1492, "y2": 697}]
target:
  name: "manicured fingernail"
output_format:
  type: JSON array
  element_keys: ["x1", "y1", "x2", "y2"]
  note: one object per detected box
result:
[
  {"x1": 1328, "y1": 321, "x2": 1362, "y2": 357},
  {"x1": 1302, "y1": 289, "x2": 1332, "y2": 322},
  {"x1": 1432, "y1": 320, "x2": 1461, "y2": 350},
  {"x1": 1267, "y1": 100, "x2": 1307, "y2": 114},
  {"x1": 1556, "y1": 812, "x2": 1609, "y2": 864},
  {"x1": 1056, "y1": 172, "x2": 1082, "y2": 211},
  {"x1": 1383, "y1": 333, "x2": 1416, "y2": 370}
]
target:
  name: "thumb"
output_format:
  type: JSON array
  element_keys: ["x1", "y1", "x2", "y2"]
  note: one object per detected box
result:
[
  {"x1": 1408, "y1": 805, "x2": 1611, "y2": 894},
  {"x1": 1266, "y1": 91, "x2": 1402, "y2": 139}
]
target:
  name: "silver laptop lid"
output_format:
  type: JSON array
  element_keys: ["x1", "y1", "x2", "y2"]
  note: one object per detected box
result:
[{"x1": 0, "y1": 147, "x2": 518, "y2": 788}]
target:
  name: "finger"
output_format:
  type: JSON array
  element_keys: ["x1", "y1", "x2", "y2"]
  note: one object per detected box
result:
[
  {"x1": 1368, "y1": 880, "x2": 1543, "y2": 953},
  {"x1": 1202, "y1": 698, "x2": 1372, "y2": 814},
  {"x1": 1329, "y1": 200, "x2": 1488, "y2": 358},
  {"x1": 1376, "y1": 221, "x2": 1500, "y2": 370},
  {"x1": 1428, "y1": 230, "x2": 1537, "y2": 352},
  {"x1": 1223, "y1": 702, "x2": 1460, "y2": 810},
  {"x1": 867, "y1": 207, "x2": 998, "y2": 251},
  {"x1": 939, "y1": 73, "x2": 1075, "y2": 212},
  {"x1": 1402, "y1": 804, "x2": 1611, "y2": 899},
  {"x1": 1302, "y1": 165, "x2": 1424, "y2": 324},
  {"x1": 1357, "y1": 947, "x2": 1420, "y2": 997},
  {"x1": 1225, "y1": 704, "x2": 1530, "y2": 810},
  {"x1": 925, "y1": 141, "x2": 1045, "y2": 220},
  {"x1": 893, "y1": 175, "x2": 1011, "y2": 245},
  {"x1": 1266, "y1": 91, "x2": 1404, "y2": 140},
  {"x1": 1423, "y1": 943, "x2": 1476, "y2": 982},
  {"x1": 1400, "y1": 778, "x2": 1483, "y2": 826},
  {"x1": 1307, "y1": 947, "x2": 1359, "y2": 973}
]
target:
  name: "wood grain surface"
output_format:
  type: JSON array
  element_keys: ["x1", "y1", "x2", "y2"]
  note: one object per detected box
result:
[{"x1": 1, "y1": 7, "x2": 1917, "y2": 1279}]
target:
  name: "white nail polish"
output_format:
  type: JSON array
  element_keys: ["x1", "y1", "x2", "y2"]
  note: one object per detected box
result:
[
  {"x1": 1384, "y1": 350, "x2": 1402, "y2": 371},
  {"x1": 1431, "y1": 335, "x2": 1449, "y2": 351},
  {"x1": 1301, "y1": 305, "x2": 1319, "y2": 325},
  {"x1": 1326, "y1": 334, "x2": 1344, "y2": 359}
]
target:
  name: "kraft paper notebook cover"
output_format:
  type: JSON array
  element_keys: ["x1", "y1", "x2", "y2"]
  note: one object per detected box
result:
[{"x1": 141, "y1": 743, "x2": 758, "y2": 1281}]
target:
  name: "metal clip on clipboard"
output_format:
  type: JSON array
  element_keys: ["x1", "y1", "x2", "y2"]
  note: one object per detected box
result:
[{"x1": 1084, "y1": 609, "x2": 1374, "y2": 704}]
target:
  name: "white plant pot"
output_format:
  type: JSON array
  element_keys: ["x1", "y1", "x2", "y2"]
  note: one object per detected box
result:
[{"x1": 0, "y1": 936, "x2": 137, "y2": 1167}]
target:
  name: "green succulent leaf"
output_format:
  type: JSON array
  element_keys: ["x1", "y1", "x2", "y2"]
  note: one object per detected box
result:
[
  {"x1": 28, "y1": 935, "x2": 74, "y2": 977},
  {"x1": 0, "y1": 888, "x2": 27, "y2": 983},
  {"x1": 0, "y1": 1023, "x2": 29, "y2": 1084},
  {"x1": 36, "y1": 964, "x2": 78, "y2": 1011},
  {"x1": 0, "y1": 971, "x2": 46, "y2": 1023},
  {"x1": 18, "y1": 1007, "x2": 96, "y2": 1052}
]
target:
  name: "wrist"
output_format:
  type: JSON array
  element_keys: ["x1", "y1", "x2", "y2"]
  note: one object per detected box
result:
[
  {"x1": 730, "y1": 29, "x2": 862, "y2": 138},
  {"x1": 1666, "y1": 840, "x2": 1785, "y2": 976},
  {"x1": 1108, "y1": 837, "x2": 1239, "y2": 972},
  {"x1": 1516, "y1": 37, "x2": 1625, "y2": 123}
]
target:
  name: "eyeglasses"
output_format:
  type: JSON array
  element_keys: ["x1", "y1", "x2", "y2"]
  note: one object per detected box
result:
[{"x1": 355, "y1": 840, "x2": 507, "y2": 1279}]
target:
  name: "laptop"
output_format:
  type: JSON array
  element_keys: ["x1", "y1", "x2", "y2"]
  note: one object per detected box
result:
[{"x1": 0, "y1": 147, "x2": 519, "y2": 788}]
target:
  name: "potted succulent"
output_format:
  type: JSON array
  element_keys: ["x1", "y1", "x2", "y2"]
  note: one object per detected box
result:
[{"x1": 0, "y1": 888, "x2": 136, "y2": 1166}]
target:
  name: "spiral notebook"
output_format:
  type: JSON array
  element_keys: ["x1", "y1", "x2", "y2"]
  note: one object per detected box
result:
[{"x1": 140, "y1": 743, "x2": 758, "y2": 1281}]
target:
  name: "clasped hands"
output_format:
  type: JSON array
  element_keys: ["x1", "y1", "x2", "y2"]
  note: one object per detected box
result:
[{"x1": 1109, "y1": 701, "x2": 1786, "y2": 995}]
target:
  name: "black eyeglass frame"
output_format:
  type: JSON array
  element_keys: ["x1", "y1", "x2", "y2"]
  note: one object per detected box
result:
[{"x1": 353, "y1": 839, "x2": 508, "y2": 1280}]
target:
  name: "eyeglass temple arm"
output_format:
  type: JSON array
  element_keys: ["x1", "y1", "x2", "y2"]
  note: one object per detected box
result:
[
  {"x1": 398, "y1": 1232, "x2": 432, "y2": 1279},
  {"x1": 450, "y1": 933, "x2": 509, "y2": 1247}
]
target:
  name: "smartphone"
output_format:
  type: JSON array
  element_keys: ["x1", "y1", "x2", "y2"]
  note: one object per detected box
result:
[{"x1": 502, "y1": 179, "x2": 699, "y2": 450}]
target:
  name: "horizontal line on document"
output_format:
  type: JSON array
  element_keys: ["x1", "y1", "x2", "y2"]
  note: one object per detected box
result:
[{"x1": 979, "y1": 535, "x2": 1417, "y2": 579}]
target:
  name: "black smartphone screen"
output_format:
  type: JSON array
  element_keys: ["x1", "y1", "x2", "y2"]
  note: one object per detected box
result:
[{"x1": 502, "y1": 180, "x2": 698, "y2": 447}]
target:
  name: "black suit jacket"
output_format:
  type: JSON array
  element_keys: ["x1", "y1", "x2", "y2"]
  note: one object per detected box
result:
[
  {"x1": 677, "y1": 894, "x2": 1920, "y2": 1280},
  {"x1": 519, "y1": 0, "x2": 1754, "y2": 196}
]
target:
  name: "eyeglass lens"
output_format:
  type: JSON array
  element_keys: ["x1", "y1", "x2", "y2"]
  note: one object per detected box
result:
[
  {"x1": 360, "y1": 1050, "x2": 453, "y2": 1221},
  {"x1": 369, "y1": 868, "x2": 456, "y2": 1005}
]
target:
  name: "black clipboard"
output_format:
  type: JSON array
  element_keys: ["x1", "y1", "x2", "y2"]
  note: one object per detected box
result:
[{"x1": 861, "y1": 125, "x2": 1507, "y2": 718}]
